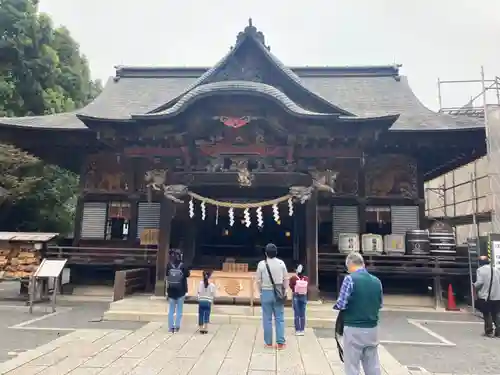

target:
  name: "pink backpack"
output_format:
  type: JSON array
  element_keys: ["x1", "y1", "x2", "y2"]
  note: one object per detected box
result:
[{"x1": 294, "y1": 277, "x2": 308, "y2": 295}]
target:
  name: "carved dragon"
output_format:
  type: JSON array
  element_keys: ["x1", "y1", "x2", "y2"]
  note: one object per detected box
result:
[
  {"x1": 289, "y1": 171, "x2": 338, "y2": 204},
  {"x1": 162, "y1": 185, "x2": 188, "y2": 203},
  {"x1": 289, "y1": 186, "x2": 314, "y2": 204}
]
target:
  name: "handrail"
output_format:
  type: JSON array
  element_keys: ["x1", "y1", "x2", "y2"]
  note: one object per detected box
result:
[
  {"x1": 45, "y1": 246, "x2": 157, "y2": 266},
  {"x1": 47, "y1": 246, "x2": 158, "y2": 252}
]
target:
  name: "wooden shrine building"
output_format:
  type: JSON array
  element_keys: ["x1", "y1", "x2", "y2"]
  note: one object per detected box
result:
[{"x1": 0, "y1": 21, "x2": 486, "y2": 297}]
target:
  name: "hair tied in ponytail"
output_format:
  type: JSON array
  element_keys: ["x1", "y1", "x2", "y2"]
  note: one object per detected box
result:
[{"x1": 203, "y1": 270, "x2": 211, "y2": 288}]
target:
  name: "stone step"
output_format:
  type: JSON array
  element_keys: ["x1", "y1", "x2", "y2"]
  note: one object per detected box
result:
[
  {"x1": 103, "y1": 310, "x2": 337, "y2": 328},
  {"x1": 108, "y1": 299, "x2": 337, "y2": 318}
]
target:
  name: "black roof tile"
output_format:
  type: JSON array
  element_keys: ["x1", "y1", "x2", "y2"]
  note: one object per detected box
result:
[{"x1": 0, "y1": 23, "x2": 484, "y2": 132}]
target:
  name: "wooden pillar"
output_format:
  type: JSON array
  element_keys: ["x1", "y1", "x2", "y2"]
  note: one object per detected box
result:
[
  {"x1": 306, "y1": 191, "x2": 320, "y2": 300},
  {"x1": 127, "y1": 196, "x2": 139, "y2": 243},
  {"x1": 72, "y1": 197, "x2": 84, "y2": 246},
  {"x1": 358, "y1": 154, "x2": 367, "y2": 235},
  {"x1": 183, "y1": 221, "x2": 197, "y2": 266},
  {"x1": 417, "y1": 160, "x2": 426, "y2": 229},
  {"x1": 154, "y1": 197, "x2": 175, "y2": 296}
]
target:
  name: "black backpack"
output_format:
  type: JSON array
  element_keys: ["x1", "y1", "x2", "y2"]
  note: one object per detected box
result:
[{"x1": 167, "y1": 263, "x2": 184, "y2": 290}]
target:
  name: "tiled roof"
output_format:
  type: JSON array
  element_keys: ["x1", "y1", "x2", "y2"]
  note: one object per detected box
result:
[
  {"x1": 132, "y1": 81, "x2": 341, "y2": 119},
  {"x1": 0, "y1": 21, "x2": 484, "y2": 133},
  {"x1": 0, "y1": 68, "x2": 482, "y2": 131}
]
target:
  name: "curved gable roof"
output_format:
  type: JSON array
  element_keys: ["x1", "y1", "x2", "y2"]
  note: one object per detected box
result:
[{"x1": 147, "y1": 24, "x2": 354, "y2": 117}]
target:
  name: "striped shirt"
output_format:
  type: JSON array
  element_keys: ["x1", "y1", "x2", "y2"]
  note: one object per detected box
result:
[{"x1": 197, "y1": 281, "x2": 216, "y2": 302}]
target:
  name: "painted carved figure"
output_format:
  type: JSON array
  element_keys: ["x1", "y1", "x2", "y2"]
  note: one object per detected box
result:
[
  {"x1": 310, "y1": 170, "x2": 337, "y2": 194},
  {"x1": 233, "y1": 159, "x2": 253, "y2": 187},
  {"x1": 144, "y1": 169, "x2": 167, "y2": 191},
  {"x1": 163, "y1": 185, "x2": 188, "y2": 203},
  {"x1": 99, "y1": 172, "x2": 124, "y2": 191}
]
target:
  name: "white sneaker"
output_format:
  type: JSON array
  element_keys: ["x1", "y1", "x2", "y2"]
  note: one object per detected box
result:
[{"x1": 295, "y1": 331, "x2": 304, "y2": 336}]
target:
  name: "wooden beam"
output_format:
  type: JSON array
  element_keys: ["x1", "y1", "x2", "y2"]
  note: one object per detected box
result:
[
  {"x1": 305, "y1": 191, "x2": 319, "y2": 300},
  {"x1": 154, "y1": 197, "x2": 176, "y2": 296}
]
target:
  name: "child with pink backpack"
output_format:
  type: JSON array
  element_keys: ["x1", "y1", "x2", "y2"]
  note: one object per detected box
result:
[{"x1": 289, "y1": 264, "x2": 309, "y2": 335}]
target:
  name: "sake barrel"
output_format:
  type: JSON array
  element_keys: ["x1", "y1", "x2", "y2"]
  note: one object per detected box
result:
[
  {"x1": 429, "y1": 232, "x2": 456, "y2": 256},
  {"x1": 405, "y1": 230, "x2": 430, "y2": 255},
  {"x1": 362, "y1": 234, "x2": 383, "y2": 255},
  {"x1": 384, "y1": 234, "x2": 405, "y2": 255},
  {"x1": 338, "y1": 233, "x2": 360, "y2": 254}
]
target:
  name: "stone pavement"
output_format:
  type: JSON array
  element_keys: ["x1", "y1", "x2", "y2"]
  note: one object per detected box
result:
[{"x1": 0, "y1": 322, "x2": 414, "y2": 375}]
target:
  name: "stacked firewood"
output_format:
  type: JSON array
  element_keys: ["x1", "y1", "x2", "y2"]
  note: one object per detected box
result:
[
  {"x1": 0, "y1": 248, "x2": 41, "y2": 279},
  {"x1": 0, "y1": 250, "x2": 9, "y2": 272}
]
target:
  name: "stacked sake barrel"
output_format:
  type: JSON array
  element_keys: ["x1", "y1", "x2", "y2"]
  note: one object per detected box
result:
[
  {"x1": 361, "y1": 234, "x2": 383, "y2": 255},
  {"x1": 428, "y1": 220, "x2": 457, "y2": 257},
  {"x1": 405, "y1": 230, "x2": 430, "y2": 255},
  {"x1": 338, "y1": 233, "x2": 360, "y2": 254}
]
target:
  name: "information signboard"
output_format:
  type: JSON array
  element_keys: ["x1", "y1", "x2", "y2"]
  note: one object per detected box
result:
[
  {"x1": 34, "y1": 259, "x2": 67, "y2": 278},
  {"x1": 492, "y1": 241, "x2": 500, "y2": 269}
]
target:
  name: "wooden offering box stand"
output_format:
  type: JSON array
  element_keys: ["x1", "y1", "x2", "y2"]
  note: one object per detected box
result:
[{"x1": 187, "y1": 260, "x2": 294, "y2": 309}]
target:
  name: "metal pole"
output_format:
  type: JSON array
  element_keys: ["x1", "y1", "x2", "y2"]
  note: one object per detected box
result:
[
  {"x1": 495, "y1": 76, "x2": 500, "y2": 105},
  {"x1": 482, "y1": 66, "x2": 497, "y2": 232},
  {"x1": 469, "y1": 172, "x2": 477, "y2": 313},
  {"x1": 437, "y1": 78, "x2": 443, "y2": 111}
]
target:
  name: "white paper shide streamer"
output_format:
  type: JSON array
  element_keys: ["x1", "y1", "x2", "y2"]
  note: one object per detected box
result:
[
  {"x1": 288, "y1": 198, "x2": 294, "y2": 216},
  {"x1": 243, "y1": 208, "x2": 251, "y2": 227},
  {"x1": 256, "y1": 207, "x2": 263, "y2": 228},
  {"x1": 272, "y1": 204, "x2": 280, "y2": 224},
  {"x1": 201, "y1": 201, "x2": 206, "y2": 220},
  {"x1": 229, "y1": 207, "x2": 235, "y2": 227},
  {"x1": 189, "y1": 198, "x2": 194, "y2": 218}
]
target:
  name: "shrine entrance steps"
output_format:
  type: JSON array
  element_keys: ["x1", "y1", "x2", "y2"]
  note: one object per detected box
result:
[{"x1": 103, "y1": 294, "x2": 440, "y2": 326}]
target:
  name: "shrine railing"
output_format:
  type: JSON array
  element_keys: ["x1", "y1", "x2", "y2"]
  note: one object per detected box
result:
[
  {"x1": 113, "y1": 268, "x2": 151, "y2": 301},
  {"x1": 318, "y1": 253, "x2": 476, "y2": 277},
  {"x1": 45, "y1": 246, "x2": 157, "y2": 266}
]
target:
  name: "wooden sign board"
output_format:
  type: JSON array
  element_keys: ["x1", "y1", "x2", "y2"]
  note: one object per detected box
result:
[
  {"x1": 34, "y1": 259, "x2": 67, "y2": 278},
  {"x1": 140, "y1": 229, "x2": 159, "y2": 246}
]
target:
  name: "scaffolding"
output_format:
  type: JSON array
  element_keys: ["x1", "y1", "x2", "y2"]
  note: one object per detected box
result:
[
  {"x1": 438, "y1": 70, "x2": 500, "y2": 118},
  {"x1": 429, "y1": 68, "x2": 500, "y2": 238}
]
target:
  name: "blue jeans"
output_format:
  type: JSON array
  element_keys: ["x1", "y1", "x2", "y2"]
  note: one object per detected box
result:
[
  {"x1": 293, "y1": 294, "x2": 307, "y2": 332},
  {"x1": 168, "y1": 296, "x2": 185, "y2": 330},
  {"x1": 261, "y1": 289, "x2": 285, "y2": 345},
  {"x1": 198, "y1": 300, "x2": 212, "y2": 326}
]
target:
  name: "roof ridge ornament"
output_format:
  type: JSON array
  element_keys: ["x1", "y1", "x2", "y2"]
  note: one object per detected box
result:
[{"x1": 236, "y1": 18, "x2": 269, "y2": 50}]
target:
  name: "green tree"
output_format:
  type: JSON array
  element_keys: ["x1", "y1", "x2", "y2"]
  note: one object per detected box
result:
[{"x1": 0, "y1": 0, "x2": 101, "y2": 234}]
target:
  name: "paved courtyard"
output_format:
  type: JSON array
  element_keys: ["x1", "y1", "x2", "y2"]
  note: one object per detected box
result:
[
  {"x1": 0, "y1": 299, "x2": 498, "y2": 374},
  {"x1": 0, "y1": 321, "x2": 413, "y2": 375}
]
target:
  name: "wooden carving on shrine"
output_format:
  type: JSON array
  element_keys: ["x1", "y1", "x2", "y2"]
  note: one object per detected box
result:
[
  {"x1": 83, "y1": 154, "x2": 129, "y2": 193},
  {"x1": 143, "y1": 167, "x2": 188, "y2": 203},
  {"x1": 298, "y1": 159, "x2": 359, "y2": 196},
  {"x1": 310, "y1": 170, "x2": 337, "y2": 194},
  {"x1": 365, "y1": 154, "x2": 418, "y2": 198}
]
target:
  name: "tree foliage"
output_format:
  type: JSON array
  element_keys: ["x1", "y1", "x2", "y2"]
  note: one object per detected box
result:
[{"x1": 0, "y1": 0, "x2": 102, "y2": 234}]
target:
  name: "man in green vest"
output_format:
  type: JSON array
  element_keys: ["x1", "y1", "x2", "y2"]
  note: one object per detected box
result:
[{"x1": 334, "y1": 252, "x2": 383, "y2": 375}]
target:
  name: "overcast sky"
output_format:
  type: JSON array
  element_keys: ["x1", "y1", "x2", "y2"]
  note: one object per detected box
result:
[{"x1": 39, "y1": 0, "x2": 499, "y2": 111}]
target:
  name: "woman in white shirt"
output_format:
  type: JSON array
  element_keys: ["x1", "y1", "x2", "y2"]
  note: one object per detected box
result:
[{"x1": 197, "y1": 270, "x2": 216, "y2": 334}]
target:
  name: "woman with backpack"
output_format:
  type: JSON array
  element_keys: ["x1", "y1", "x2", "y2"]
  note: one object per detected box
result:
[
  {"x1": 289, "y1": 264, "x2": 308, "y2": 335},
  {"x1": 166, "y1": 249, "x2": 190, "y2": 333}
]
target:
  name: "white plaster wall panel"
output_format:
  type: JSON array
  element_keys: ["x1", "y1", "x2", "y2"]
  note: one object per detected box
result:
[{"x1": 453, "y1": 161, "x2": 475, "y2": 185}]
